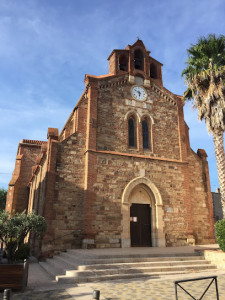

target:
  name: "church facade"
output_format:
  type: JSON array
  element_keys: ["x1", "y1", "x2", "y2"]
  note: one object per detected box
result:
[{"x1": 6, "y1": 40, "x2": 215, "y2": 255}]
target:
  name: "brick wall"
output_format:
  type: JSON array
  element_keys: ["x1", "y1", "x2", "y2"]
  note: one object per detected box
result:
[{"x1": 6, "y1": 142, "x2": 44, "y2": 213}]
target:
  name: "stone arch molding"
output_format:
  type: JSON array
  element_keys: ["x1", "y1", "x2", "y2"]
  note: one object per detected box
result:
[
  {"x1": 124, "y1": 111, "x2": 154, "y2": 125},
  {"x1": 121, "y1": 176, "x2": 166, "y2": 248},
  {"x1": 141, "y1": 113, "x2": 155, "y2": 125},
  {"x1": 122, "y1": 176, "x2": 162, "y2": 205},
  {"x1": 124, "y1": 110, "x2": 141, "y2": 123}
]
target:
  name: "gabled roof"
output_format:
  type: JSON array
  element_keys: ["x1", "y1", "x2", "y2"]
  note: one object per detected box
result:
[
  {"x1": 108, "y1": 39, "x2": 150, "y2": 60},
  {"x1": 126, "y1": 39, "x2": 150, "y2": 53}
]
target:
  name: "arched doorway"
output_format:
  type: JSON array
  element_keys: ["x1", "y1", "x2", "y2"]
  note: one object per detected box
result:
[{"x1": 121, "y1": 177, "x2": 165, "y2": 248}]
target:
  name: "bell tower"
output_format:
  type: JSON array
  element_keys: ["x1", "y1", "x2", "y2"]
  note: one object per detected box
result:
[{"x1": 107, "y1": 39, "x2": 163, "y2": 86}]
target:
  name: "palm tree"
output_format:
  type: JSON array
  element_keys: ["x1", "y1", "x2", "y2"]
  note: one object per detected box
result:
[{"x1": 182, "y1": 34, "x2": 225, "y2": 217}]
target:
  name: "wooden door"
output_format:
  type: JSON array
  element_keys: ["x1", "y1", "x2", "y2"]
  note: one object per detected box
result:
[{"x1": 130, "y1": 203, "x2": 151, "y2": 246}]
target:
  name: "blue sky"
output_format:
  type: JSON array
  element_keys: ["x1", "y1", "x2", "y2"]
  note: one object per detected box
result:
[{"x1": 0, "y1": 0, "x2": 225, "y2": 191}]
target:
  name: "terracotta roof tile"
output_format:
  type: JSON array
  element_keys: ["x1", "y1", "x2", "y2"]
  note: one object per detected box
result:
[{"x1": 22, "y1": 139, "x2": 47, "y2": 145}]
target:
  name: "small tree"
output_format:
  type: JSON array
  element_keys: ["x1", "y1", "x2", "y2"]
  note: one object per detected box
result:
[
  {"x1": 0, "y1": 210, "x2": 47, "y2": 263},
  {"x1": 0, "y1": 188, "x2": 7, "y2": 211},
  {"x1": 215, "y1": 219, "x2": 225, "y2": 252}
]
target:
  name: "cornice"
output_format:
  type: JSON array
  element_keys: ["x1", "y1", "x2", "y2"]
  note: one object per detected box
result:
[
  {"x1": 151, "y1": 82, "x2": 179, "y2": 107},
  {"x1": 99, "y1": 78, "x2": 129, "y2": 89}
]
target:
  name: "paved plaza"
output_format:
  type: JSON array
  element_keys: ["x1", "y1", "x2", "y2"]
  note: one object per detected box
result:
[
  {"x1": 7, "y1": 274, "x2": 225, "y2": 299},
  {"x1": 91, "y1": 275, "x2": 225, "y2": 299}
]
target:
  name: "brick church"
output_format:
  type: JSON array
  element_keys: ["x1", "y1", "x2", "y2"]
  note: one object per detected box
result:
[{"x1": 6, "y1": 40, "x2": 215, "y2": 255}]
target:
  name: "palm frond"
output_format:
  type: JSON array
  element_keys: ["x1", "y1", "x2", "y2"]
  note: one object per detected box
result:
[
  {"x1": 181, "y1": 34, "x2": 225, "y2": 133},
  {"x1": 183, "y1": 88, "x2": 193, "y2": 100}
]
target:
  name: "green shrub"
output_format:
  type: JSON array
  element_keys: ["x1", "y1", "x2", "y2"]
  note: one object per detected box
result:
[{"x1": 215, "y1": 219, "x2": 225, "y2": 252}]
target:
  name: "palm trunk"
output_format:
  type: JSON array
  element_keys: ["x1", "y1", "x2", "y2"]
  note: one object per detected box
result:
[{"x1": 213, "y1": 130, "x2": 225, "y2": 218}]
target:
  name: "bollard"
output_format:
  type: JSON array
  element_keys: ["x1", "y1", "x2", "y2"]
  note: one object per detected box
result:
[
  {"x1": 3, "y1": 289, "x2": 11, "y2": 300},
  {"x1": 93, "y1": 289, "x2": 100, "y2": 300}
]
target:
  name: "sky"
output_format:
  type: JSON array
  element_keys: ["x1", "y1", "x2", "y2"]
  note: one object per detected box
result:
[{"x1": 0, "y1": 0, "x2": 225, "y2": 191}]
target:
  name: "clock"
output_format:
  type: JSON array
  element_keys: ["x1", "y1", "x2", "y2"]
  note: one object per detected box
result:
[{"x1": 131, "y1": 85, "x2": 147, "y2": 101}]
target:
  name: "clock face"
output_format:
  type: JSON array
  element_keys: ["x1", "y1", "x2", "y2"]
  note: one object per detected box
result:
[{"x1": 131, "y1": 85, "x2": 147, "y2": 101}]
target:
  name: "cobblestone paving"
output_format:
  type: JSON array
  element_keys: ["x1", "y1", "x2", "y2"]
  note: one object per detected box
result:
[
  {"x1": 91, "y1": 275, "x2": 225, "y2": 300},
  {"x1": 1, "y1": 275, "x2": 225, "y2": 299}
]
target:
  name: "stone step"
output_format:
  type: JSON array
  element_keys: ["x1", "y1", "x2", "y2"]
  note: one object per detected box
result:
[
  {"x1": 66, "y1": 249, "x2": 201, "y2": 259},
  {"x1": 82, "y1": 255, "x2": 205, "y2": 265},
  {"x1": 39, "y1": 252, "x2": 86, "y2": 278},
  {"x1": 66, "y1": 263, "x2": 216, "y2": 277},
  {"x1": 39, "y1": 255, "x2": 207, "y2": 278},
  {"x1": 58, "y1": 251, "x2": 87, "y2": 264},
  {"x1": 53, "y1": 254, "x2": 79, "y2": 269},
  {"x1": 39, "y1": 250, "x2": 217, "y2": 284},
  {"x1": 39, "y1": 261, "x2": 65, "y2": 278},
  {"x1": 46, "y1": 257, "x2": 77, "y2": 272},
  {"x1": 56, "y1": 267, "x2": 217, "y2": 284},
  {"x1": 39, "y1": 255, "x2": 81, "y2": 278},
  {"x1": 78, "y1": 259, "x2": 210, "y2": 270}
]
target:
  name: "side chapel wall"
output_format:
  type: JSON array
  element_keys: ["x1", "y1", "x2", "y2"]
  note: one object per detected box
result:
[
  {"x1": 48, "y1": 97, "x2": 88, "y2": 250},
  {"x1": 6, "y1": 143, "x2": 43, "y2": 213}
]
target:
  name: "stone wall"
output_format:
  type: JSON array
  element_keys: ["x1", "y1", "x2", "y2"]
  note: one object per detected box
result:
[
  {"x1": 202, "y1": 250, "x2": 225, "y2": 270},
  {"x1": 47, "y1": 97, "x2": 88, "y2": 251},
  {"x1": 97, "y1": 79, "x2": 180, "y2": 160},
  {"x1": 89, "y1": 152, "x2": 190, "y2": 247},
  {"x1": 82, "y1": 76, "x2": 214, "y2": 248},
  {"x1": 51, "y1": 132, "x2": 86, "y2": 250},
  {"x1": 28, "y1": 154, "x2": 47, "y2": 215},
  {"x1": 82, "y1": 150, "x2": 214, "y2": 247},
  {"x1": 187, "y1": 149, "x2": 215, "y2": 244},
  {"x1": 27, "y1": 152, "x2": 47, "y2": 255}
]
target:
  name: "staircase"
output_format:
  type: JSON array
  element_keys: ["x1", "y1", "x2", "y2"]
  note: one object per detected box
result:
[{"x1": 39, "y1": 249, "x2": 217, "y2": 284}]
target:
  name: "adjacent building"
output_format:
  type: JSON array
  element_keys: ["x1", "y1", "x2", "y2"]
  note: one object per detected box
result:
[{"x1": 212, "y1": 189, "x2": 224, "y2": 222}]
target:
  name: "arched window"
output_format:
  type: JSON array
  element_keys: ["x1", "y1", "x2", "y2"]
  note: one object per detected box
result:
[
  {"x1": 142, "y1": 119, "x2": 149, "y2": 149},
  {"x1": 150, "y1": 63, "x2": 157, "y2": 79},
  {"x1": 119, "y1": 54, "x2": 128, "y2": 71},
  {"x1": 134, "y1": 50, "x2": 144, "y2": 70},
  {"x1": 128, "y1": 117, "x2": 135, "y2": 147}
]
